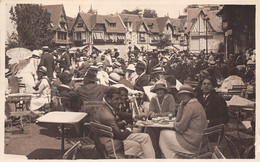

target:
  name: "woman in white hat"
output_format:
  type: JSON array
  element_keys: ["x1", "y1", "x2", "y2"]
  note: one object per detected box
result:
[
  {"x1": 125, "y1": 64, "x2": 138, "y2": 85},
  {"x1": 30, "y1": 66, "x2": 51, "y2": 113},
  {"x1": 159, "y1": 84, "x2": 208, "y2": 158}
]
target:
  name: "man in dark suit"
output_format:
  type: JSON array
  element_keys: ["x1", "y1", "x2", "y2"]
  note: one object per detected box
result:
[
  {"x1": 93, "y1": 88, "x2": 155, "y2": 158},
  {"x1": 39, "y1": 46, "x2": 55, "y2": 80},
  {"x1": 59, "y1": 50, "x2": 71, "y2": 72},
  {"x1": 133, "y1": 62, "x2": 149, "y2": 91}
]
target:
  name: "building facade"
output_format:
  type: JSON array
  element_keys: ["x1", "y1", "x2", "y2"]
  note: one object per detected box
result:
[
  {"x1": 42, "y1": 4, "x2": 70, "y2": 46},
  {"x1": 185, "y1": 7, "x2": 224, "y2": 53}
]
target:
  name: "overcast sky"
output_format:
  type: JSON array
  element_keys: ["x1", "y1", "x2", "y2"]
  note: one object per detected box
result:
[{"x1": 5, "y1": 0, "x2": 190, "y2": 38}]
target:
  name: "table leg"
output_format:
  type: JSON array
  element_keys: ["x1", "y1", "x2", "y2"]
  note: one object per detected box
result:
[{"x1": 61, "y1": 123, "x2": 64, "y2": 153}]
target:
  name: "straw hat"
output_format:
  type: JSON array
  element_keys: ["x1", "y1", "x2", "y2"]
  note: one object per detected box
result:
[
  {"x1": 113, "y1": 62, "x2": 121, "y2": 68},
  {"x1": 108, "y1": 72, "x2": 121, "y2": 84},
  {"x1": 151, "y1": 67, "x2": 165, "y2": 74},
  {"x1": 151, "y1": 82, "x2": 167, "y2": 93},
  {"x1": 177, "y1": 84, "x2": 194, "y2": 95},
  {"x1": 126, "y1": 64, "x2": 135, "y2": 72}
]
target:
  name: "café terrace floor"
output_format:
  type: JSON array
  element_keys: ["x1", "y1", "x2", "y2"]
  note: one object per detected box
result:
[{"x1": 4, "y1": 120, "x2": 251, "y2": 159}]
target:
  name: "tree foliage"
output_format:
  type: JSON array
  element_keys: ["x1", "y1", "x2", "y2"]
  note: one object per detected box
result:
[
  {"x1": 9, "y1": 4, "x2": 55, "y2": 50},
  {"x1": 143, "y1": 9, "x2": 157, "y2": 18},
  {"x1": 121, "y1": 8, "x2": 157, "y2": 18}
]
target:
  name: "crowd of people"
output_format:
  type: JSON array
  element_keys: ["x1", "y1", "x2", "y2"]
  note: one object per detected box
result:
[{"x1": 5, "y1": 45, "x2": 255, "y2": 158}]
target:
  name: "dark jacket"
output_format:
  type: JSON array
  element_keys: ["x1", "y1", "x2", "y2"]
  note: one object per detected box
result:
[
  {"x1": 93, "y1": 102, "x2": 131, "y2": 140},
  {"x1": 39, "y1": 53, "x2": 55, "y2": 79},
  {"x1": 59, "y1": 53, "x2": 71, "y2": 69},
  {"x1": 57, "y1": 84, "x2": 79, "y2": 112},
  {"x1": 197, "y1": 90, "x2": 229, "y2": 127},
  {"x1": 134, "y1": 73, "x2": 149, "y2": 91},
  {"x1": 67, "y1": 83, "x2": 110, "y2": 106}
]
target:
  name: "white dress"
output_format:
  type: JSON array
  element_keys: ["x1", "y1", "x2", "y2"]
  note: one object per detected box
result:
[
  {"x1": 16, "y1": 59, "x2": 37, "y2": 92},
  {"x1": 30, "y1": 78, "x2": 51, "y2": 112}
]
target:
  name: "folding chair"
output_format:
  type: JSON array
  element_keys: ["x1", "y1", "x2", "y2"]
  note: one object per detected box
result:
[
  {"x1": 7, "y1": 95, "x2": 32, "y2": 135},
  {"x1": 176, "y1": 124, "x2": 225, "y2": 159},
  {"x1": 90, "y1": 122, "x2": 119, "y2": 159},
  {"x1": 212, "y1": 146, "x2": 225, "y2": 159},
  {"x1": 63, "y1": 141, "x2": 82, "y2": 159}
]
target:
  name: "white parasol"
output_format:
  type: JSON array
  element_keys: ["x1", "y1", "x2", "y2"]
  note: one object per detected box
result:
[{"x1": 6, "y1": 48, "x2": 32, "y2": 60}]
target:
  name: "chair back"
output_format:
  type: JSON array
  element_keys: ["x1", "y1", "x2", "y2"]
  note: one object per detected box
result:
[
  {"x1": 63, "y1": 141, "x2": 82, "y2": 159},
  {"x1": 212, "y1": 146, "x2": 225, "y2": 159},
  {"x1": 81, "y1": 101, "x2": 105, "y2": 122},
  {"x1": 197, "y1": 124, "x2": 225, "y2": 156},
  {"x1": 7, "y1": 95, "x2": 31, "y2": 111},
  {"x1": 90, "y1": 122, "x2": 115, "y2": 159}
]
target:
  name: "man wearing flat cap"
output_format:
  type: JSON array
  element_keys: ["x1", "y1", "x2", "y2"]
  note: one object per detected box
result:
[{"x1": 133, "y1": 61, "x2": 149, "y2": 91}]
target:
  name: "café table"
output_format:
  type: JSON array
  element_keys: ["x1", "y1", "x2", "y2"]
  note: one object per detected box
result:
[
  {"x1": 135, "y1": 117, "x2": 176, "y2": 129},
  {"x1": 36, "y1": 111, "x2": 87, "y2": 153}
]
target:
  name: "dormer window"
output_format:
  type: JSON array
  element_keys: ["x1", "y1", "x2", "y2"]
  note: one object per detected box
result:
[
  {"x1": 148, "y1": 23, "x2": 154, "y2": 29},
  {"x1": 78, "y1": 23, "x2": 83, "y2": 28},
  {"x1": 109, "y1": 23, "x2": 116, "y2": 27}
]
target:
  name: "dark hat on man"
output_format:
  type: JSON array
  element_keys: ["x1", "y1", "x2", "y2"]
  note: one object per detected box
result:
[
  {"x1": 59, "y1": 72, "x2": 73, "y2": 84},
  {"x1": 84, "y1": 70, "x2": 98, "y2": 82},
  {"x1": 151, "y1": 82, "x2": 167, "y2": 93},
  {"x1": 135, "y1": 62, "x2": 146, "y2": 69}
]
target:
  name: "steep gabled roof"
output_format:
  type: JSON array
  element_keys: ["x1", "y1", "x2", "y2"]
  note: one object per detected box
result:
[
  {"x1": 119, "y1": 14, "x2": 148, "y2": 32},
  {"x1": 67, "y1": 16, "x2": 76, "y2": 31},
  {"x1": 78, "y1": 12, "x2": 126, "y2": 33},
  {"x1": 186, "y1": 8, "x2": 223, "y2": 33},
  {"x1": 42, "y1": 4, "x2": 66, "y2": 29},
  {"x1": 170, "y1": 18, "x2": 184, "y2": 33},
  {"x1": 78, "y1": 12, "x2": 96, "y2": 31},
  {"x1": 143, "y1": 18, "x2": 159, "y2": 33},
  {"x1": 156, "y1": 17, "x2": 171, "y2": 34}
]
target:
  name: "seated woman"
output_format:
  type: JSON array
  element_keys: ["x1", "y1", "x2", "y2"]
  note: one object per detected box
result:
[
  {"x1": 159, "y1": 84, "x2": 208, "y2": 158},
  {"x1": 30, "y1": 66, "x2": 51, "y2": 113},
  {"x1": 149, "y1": 81, "x2": 176, "y2": 117},
  {"x1": 219, "y1": 68, "x2": 245, "y2": 92},
  {"x1": 196, "y1": 78, "x2": 229, "y2": 127},
  {"x1": 147, "y1": 81, "x2": 176, "y2": 158}
]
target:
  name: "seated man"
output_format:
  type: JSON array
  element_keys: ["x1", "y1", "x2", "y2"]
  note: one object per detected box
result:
[
  {"x1": 117, "y1": 87, "x2": 146, "y2": 125},
  {"x1": 93, "y1": 88, "x2": 155, "y2": 158},
  {"x1": 57, "y1": 71, "x2": 79, "y2": 112}
]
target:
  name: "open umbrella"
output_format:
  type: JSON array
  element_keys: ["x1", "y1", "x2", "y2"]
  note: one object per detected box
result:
[{"x1": 6, "y1": 48, "x2": 32, "y2": 60}]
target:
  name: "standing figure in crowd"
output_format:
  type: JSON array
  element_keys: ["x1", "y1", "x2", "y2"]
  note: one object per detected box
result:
[
  {"x1": 59, "y1": 49, "x2": 71, "y2": 72},
  {"x1": 159, "y1": 84, "x2": 208, "y2": 158},
  {"x1": 39, "y1": 46, "x2": 55, "y2": 80},
  {"x1": 133, "y1": 62, "x2": 149, "y2": 91},
  {"x1": 197, "y1": 78, "x2": 229, "y2": 127}
]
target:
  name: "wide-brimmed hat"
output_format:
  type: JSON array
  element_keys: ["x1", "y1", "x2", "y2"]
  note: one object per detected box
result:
[
  {"x1": 108, "y1": 72, "x2": 120, "y2": 84},
  {"x1": 114, "y1": 68, "x2": 124, "y2": 76},
  {"x1": 135, "y1": 62, "x2": 146, "y2": 69},
  {"x1": 84, "y1": 70, "x2": 98, "y2": 82},
  {"x1": 177, "y1": 84, "x2": 194, "y2": 95},
  {"x1": 38, "y1": 66, "x2": 47, "y2": 74},
  {"x1": 126, "y1": 64, "x2": 135, "y2": 72},
  {"x1": 90, "y1": 65, "x2": 99, "y2": 71},
  {"x1": 97, "y1": 62, "x2": 103, "y2": 67},
  {"x1": 151, "y1": 82, "x2": 167, "y2": 93},
  {"x1": 151, "y1": 67, "x2": 165, "y2": 74},
  {"x1": 113, "y1": 62, "x2": 121, "y2": 68},
  {"x1": 59, "y1": 72, "x2": 73, "y2": 84}
]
